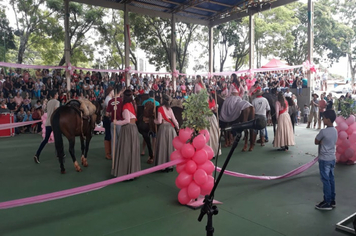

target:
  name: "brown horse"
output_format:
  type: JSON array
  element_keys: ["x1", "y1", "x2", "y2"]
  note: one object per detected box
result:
[
  {"x1": 136, "y1": 98, "x2": 183, "y2": 163},
  {"x1": 217, "y1": 95, "x2": 256, "y2": 152},
  {"x1": 51, "y1": 100, "x2": 102, "y2": 174}
]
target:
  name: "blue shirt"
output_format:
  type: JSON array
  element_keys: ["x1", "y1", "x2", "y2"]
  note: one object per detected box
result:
[{"x1": 142, "y1": 98, "x2": 160, "y2": 106}]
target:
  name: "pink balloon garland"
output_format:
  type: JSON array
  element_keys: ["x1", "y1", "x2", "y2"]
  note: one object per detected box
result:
[
  {"x1": 335, "y1": 116, "x2": 356, "y2": 164},
  {"x1": 170, "y1": 129, "x2": 215, "y2": 205}
]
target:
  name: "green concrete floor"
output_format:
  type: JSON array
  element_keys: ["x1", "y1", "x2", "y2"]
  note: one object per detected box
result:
[{"x1": 0, "y1": 124, "x2": 355, "y2": 236}]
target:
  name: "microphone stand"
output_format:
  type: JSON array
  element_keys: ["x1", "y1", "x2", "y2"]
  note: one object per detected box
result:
[{"x1": 198, "y1": 131, "x2": 242, "y2": 236}]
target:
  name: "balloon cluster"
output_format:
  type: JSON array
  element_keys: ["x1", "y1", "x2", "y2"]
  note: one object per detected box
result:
[
  {"x1": 170, "y1": 128, "x2": 215, "y2": 205},
  {"x1": 41, "y1": 113, "x2": 54, "y2": 143},
  {"x1": 246, "y1": 78, "x2": 256, "y2": 90},
  {"x1": 335, "y1": 115, "x2": 356, "y2": 164},
  {"x1": 303, "y1": 60, "x2": 317, "y2": 73},
  {"x1": 172, "y1": 70, "x2": 179, "y2": 78}
]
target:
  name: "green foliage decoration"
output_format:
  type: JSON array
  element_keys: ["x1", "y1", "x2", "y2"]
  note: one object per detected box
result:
[
  {"x1": 334, "y1": 97, "x2": 356, "y2": 119},
  {"x1": 182, "y1": 89, "x2": 212, "y2": 133}
]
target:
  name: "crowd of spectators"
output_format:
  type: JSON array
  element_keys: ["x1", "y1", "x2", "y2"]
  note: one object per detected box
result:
[{"x1": 0, "y1": 67, "x2": 312, "y2": 134}]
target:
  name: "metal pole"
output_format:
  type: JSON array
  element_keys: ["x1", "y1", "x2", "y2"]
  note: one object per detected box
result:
[
  {"x1": 3, "y1": 31, "x2": 6, "y2": 74},
  {"x1": 248, "y1": 10, "x2": 255, "y2": 70},
  {"x1": 171, "y1": 14, "x2": 177, "y2": 92},
  {"x1": 307, "y1": 0, "x2": 314, "y2": 95},
  {"x1": 64, "y1": 0, "x2": 71, "y2": 95}
]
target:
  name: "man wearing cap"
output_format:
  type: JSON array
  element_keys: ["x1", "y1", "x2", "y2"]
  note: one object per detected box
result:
[
  {"x1": 252, "y1": 89, "x2": 270, "y2": 146},
  {"x1": 307, "y1": 93, "x2": 319, "y2": 128}
]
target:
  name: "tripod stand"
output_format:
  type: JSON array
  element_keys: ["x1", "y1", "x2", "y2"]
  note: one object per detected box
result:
[{"x1": 198, "y1": 132, "x2": 242, "y2": 236}]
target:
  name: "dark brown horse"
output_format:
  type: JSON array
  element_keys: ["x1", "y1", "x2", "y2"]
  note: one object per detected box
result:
[
  {"x1": 136, "y1": 99, "x2": 183, "y2": 163},
  {"x1": 51, "y1": 100, "x2": 102, "y2": 174},
  {"x1": 217, "y1": 95, "x2": 256, "y2": 152}
]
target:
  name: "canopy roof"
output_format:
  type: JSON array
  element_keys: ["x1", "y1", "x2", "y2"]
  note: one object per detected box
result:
[
  {"x1": 73, "y1": 0, "x2": 297, "y2": 26},
  {"x1": 261, "y1": 58, "x2": 287, "y2": 68}
]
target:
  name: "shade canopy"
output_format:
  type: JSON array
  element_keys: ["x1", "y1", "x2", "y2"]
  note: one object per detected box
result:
[
  {"x1": 72, "y1": 0, "x2": 298, "y2": 26},
  {"x1": 261, "y1": 58, "x2": 287, "y2": 68}
]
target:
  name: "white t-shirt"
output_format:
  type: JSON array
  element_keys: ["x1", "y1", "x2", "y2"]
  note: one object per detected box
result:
[
  {"x1": 284, "y1": 91, "x2": 292, "y2": 97},
  {"x1": 252, "y1": 97, "x2": 270, "y2": 116}
]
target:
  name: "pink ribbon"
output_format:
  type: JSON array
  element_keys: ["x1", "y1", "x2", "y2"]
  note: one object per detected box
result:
[
  {"x1": 172, "y1": 70, "x2": 179, "y2": 77},
  {"x1": 303, "y1": 60, "x2": 316, "y2": 73},
  {"x1": 0, "y1": 62, "x2": 65, "y2": 70},
  {"x1": 217, "y1": 157, "x2": 318, "y2": 180},
  {"x1": 0, "y1": 120, "x2": 41, "y2": 131},
  {"x1": 124, "y1": 66, "x2": 132, "y2": 74},
  {"x1": 0, "y1": 159, "x2": 184, "y2": 210},
  {"x1": 94, "y1": 126, "x2": 105, "y2": 132},
  {"x1": 67, "y1": 63, "x2": 73, "y2": 76}
]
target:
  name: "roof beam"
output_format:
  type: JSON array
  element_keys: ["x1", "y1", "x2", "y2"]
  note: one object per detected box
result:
[
  {"x1": 210, "y1": 0, "x2": 298, "y2": 26},
  {"x1": 71, "y1": 0, "x2": 209, "y2": 25},
  {"x1": 208, "y1": 0, "x2": 233, "y2": 7},
  {"x1": 163, "y1": 0, "x2": 217, "y2": 13},
  {"x1": 171, "y1": 0, "x2": 206, "y2": 14}
]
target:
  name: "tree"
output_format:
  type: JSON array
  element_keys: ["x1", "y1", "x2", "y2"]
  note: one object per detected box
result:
[
  {"x1": 130, "y1": 14, "x2": 199, "y2": 72},
  {"x1": 46, "y1": 0, "x2": 105, "y2": 66},
  {"x1": 0, "y1": 8, "x2": 16, "y2": 61},
  {"x1": 96, "y1": 10, "x2": 137, "y2": 70},
  {"x1": 338, "y1": 0, "x2": 356, "y2": 83},
  {"x1": 9, "y1": 0, "x2": 61, "y2": 64}
]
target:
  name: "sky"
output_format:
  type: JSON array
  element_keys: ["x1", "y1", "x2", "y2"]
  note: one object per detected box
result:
[{"x1": 1, "y1": 0, "x2": 350, "y2": 78}]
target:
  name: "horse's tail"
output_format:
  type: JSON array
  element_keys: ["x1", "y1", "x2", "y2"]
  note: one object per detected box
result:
[{"x1": 52, "y1": 109, "x2": 64, "y2": 158}]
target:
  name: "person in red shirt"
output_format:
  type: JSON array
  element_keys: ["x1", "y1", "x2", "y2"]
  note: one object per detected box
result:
[{"x1": 106, "y1": 84, "x2": 124, "y2": 159}]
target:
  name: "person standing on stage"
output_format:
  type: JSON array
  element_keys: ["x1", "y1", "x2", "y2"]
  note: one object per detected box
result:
[
  {"x1": 106, "y1": 84, "x2": 124, "y2": 161},
  {"x1": 33, "y1": 91, "x2": 59, "y2": 164},
  {"x1": 103, "y1": 87, "x2": 114, "y2": 159}
]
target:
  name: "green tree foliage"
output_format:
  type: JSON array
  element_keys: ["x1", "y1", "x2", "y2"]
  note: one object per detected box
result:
[
  {"x1": 96, "y1": 10, "x2": 137, "y2": 70},
  {"x1": 9, "y1": 0, "x2": 61, "y2": 64},
  {"x1": 130, "y1": 14, "x2": 198, "y2": 72},
  {"x1": 182, "y1": 89, "x2": 212, "y2": 132},
  {"x1": 338, "y1": 0, "x2": 356, "y2": 83},
  {"x1": 0, "y1": 8, "x2": 16, "y2": 61},
  {"x1": 46, "y1": 0, "x2": 105, "y2": 66}
]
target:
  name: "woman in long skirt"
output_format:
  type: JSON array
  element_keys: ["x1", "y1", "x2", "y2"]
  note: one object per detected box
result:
[
  {"x1": 207, "y1": 92, "x2": 221, "y2": 157},
  {"x1": 112, "y1": 89, "x2": 141, "y2": 177},
  {"x1": 273, "y1": 92, "x2": 295, "y2": 151},
  {"x1": 154, "y1": 94, "x2": 179, "y2": 166}
]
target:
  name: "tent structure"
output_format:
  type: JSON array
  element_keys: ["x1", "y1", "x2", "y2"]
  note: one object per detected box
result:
[{"x1": 261, "y1": 58, "x2": 287, "y2": 68}]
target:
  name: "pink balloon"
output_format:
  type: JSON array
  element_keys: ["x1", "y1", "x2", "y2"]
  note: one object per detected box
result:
[
  {"x1": 193, "y1": 169, "x2": 208, "y2": 186},
  {"x1": 181, "y1": 143, "x2": 195, "y2": 159},
  {"x1": 336, "y1": 146, "x2": 345, "y2": 155},
  {"x1": 349, "y1": 122, "x2": 356, "y2": 132},
  {"x1": 187, "y1": 182, "x2": 201, "y2": 199},
  {"x1": 176, "y1": 171, "x2": 193, "y2": 188},
  {"x1": 346, "y1": 115, "x2": 355, "y2": 126},
  {"x1": 198, "y1": 161, "x2": 215, "y2": 175},
  {"x1": 176, "y1": 163, "x2": 186, "y2": 174},
  {"x1": 344, "y1": 148, "x2": 355, "y2": 159},
  {"x1": 339, "y1": 154, "x2": 348, "y2": 163},
  {"x1": 178, "y1": 188, "x2": 191, "y2": 205},
  {"x1": 192, "y1": 149, "x2": 208, "y2": 165},
  {"x1": 192, "y1": 134, "x2": 206, "y2": 150},
  {"x1": 203, "y1": 145, "x2": 214, "y2": 160},
  {"x1": 338, "y1": 131, "x2": 348, "y2": 140},
  {"x1": 336, "y1": 152, "x2": 341, "y2": 161},
  {"x1": 341, "y1": 139, "x2": 350, "y2": 149},
  {"x1": 185, "y1": 160, "x2": 197, "y2": 174},
  {"x1": 349, "y1": 132, "x2": 356, "y2": 143},
  {"x1": 339, "y1": 122, "x2": 349, "y2": 131},
  {"x1": 173, "y1": 137, "x2": 184, "y2": 150},
  {"x1": 200, "y1": 188, "x2": 211, "y2": 196},
  {"x1": 201, "y1": 175, "x2": 214, "y2": 192},
  {"x1": 335, "y1": 126, "x2": 340, "y2": 132},
  {"x1": 199, "y1": 130, "x2": 210, "y2": 143},
  {"x1": 170, "y1": 150, "x2": 183, "y2": 161},
  {"x1": 336, "y1": 139, "x2": 342, "y2": 146},
  {"x1": 179, "y1": 128, "x2": 193, "y2": 143},
  {"x1": 350, "y1": 153, "x2": 356, "y2": 162},
  {"x1": 175, "y1": 178, "x2": 184, "y2": 189},
  {"x1": 335, "y1": 116, "x2": 345, "y2": 125},
  {"x1": 347, "y1": 127, "x2": 354, "y2": 135}
]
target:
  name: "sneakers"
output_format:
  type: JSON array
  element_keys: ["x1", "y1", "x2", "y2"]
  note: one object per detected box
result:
[
  {"x1": 34, "y1": 155, "x2": 40, "y2": 164},
  {"x1": 331, "y1": 200, "x2": 336, "y2": 208},
  {"x1": 315, "y1": 201, "x2": 333, "y2": 211}
]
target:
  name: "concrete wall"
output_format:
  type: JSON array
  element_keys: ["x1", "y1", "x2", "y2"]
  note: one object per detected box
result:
[{"x1": 289, "y1": 87, "x2": 311, "y2": 109}]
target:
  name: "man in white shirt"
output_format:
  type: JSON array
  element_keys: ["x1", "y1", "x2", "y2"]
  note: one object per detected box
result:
[
  {"x1": 252, "y1": 89, "x2": 270, "y2": 146},
  {"x1": 284, "y1": 88, "x2": 293, "y2": 98}
]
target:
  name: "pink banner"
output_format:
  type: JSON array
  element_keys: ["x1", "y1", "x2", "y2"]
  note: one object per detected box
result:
[
  {"x1": 216, "y1": 157, "x2": 318, "y2": 180},
  {"x1": 0, "y1": 120, "x2": 41, "y2": 131},
  {"x1": 73, "y1": 66, "x2": 124, "y2": 74},
  {"x1": 0, "y1": 159, "x2": 184, "y2": 210},
  {"x1": 94, "y1": 126, "x2": 105, "y2": 132}
]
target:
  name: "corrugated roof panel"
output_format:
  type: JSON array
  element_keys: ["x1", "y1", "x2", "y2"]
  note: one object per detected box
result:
[
  {"x1": 183, "y1": 8, "x2": 214, "y2": 17},
  {"x1": 135, "y1": 0, "x2": 176, "y2": 9},
  {"x1": 196, "y1": 2, "x2": 228, "y2": 12}
]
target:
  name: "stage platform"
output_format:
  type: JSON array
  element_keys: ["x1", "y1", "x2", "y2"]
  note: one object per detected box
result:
[{"x1": 0, "y1": 124, "x2": 355, "y2": 236}]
